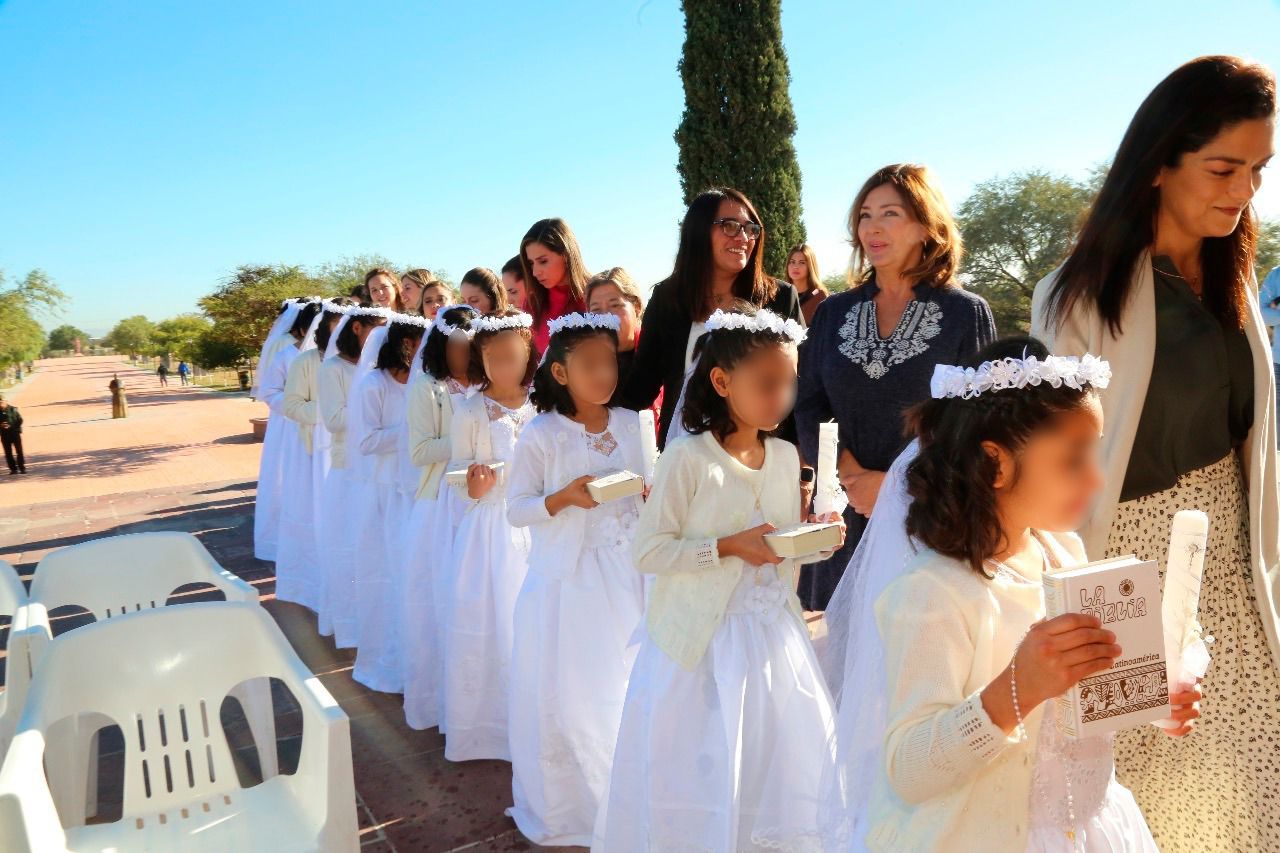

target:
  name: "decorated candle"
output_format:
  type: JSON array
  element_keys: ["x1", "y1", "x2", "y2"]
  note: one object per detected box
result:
[
  {"x1": 1156, "y1": 509, "x2": 1211, "y2": 729},
  {"x1": 814, "y1": 421, "x2": 848, "y2": 518},
  {"x1": 637, "y1": 409, "x2": 659, "y2": 487}
]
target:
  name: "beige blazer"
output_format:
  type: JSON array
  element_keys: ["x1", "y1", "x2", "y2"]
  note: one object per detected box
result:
[
  {"x1": 406, "y1": 371, "x2": 455, "y2": 501},
  {"x1": 1031, "y1": 250, "x2": 1280, "y2": 669}
]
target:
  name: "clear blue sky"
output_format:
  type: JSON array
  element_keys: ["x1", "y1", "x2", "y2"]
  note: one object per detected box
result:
[{"x1": 3, "y1": 0, "x2": 1279, "y2": 335}]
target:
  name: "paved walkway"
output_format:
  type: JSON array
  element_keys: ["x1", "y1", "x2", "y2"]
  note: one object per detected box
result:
[
  {"x1": 0, "y1": 356, "x2": 267, "y2": 506},
  {"x1": 0, "y1": 358, "x2": 544, "y2": 852}
]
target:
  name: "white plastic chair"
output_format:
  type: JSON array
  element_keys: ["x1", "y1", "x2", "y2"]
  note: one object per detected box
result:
[
  {"x1": 27, "y1": 531, "x2": 278, "y2": 824},
  {"x1": 0, "y1": 559, "x2": 34, "y2": 762},
  {"x1": 0, "y1": 602, "x2": 358, "y2": 852}
]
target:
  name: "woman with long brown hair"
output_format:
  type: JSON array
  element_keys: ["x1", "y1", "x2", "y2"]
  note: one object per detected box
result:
[
  {"x1": 794, "y1": 164, "x2": 995, "y2": 611},
  {"x1": 787, "y1": 243, "x2": 828, "y2": 325},
  {"x1": 1032, "y1": 55, "x2": 1279, "y2": 851},
  {"x1": 520, "y1": 218, "x2": 589, "y2": 353},
  {"x1": 619, "y1": 187, "x2": 801, "y2": 446}
]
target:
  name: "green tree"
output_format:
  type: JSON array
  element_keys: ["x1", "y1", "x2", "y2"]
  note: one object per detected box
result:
[
  {"x1": 312, "y1": 254, "x2": 397, "y2": 298},
  {"x1": 674, "y1": 0, "x2": 805, "y2": 277},
  {"x1": 105, "y1": 315, "x2": 157, "y2": 356},
  {"x1": 199, "y1": 264, "x2": 324, "y2": 363},
  {"x1": 956, "y1": 170, "x2": 1095, "y2": 334},
  {"x1": 46, "y1": 324, "x2": 88, "y2": 352},
  {"x1": 822, "y1": 271, "x2": 850, "y2": 295},
  {"x1": 0, "y1": 269, "x2": 65, "y2": 369},
  {"x1": 1256, "y1": 218, "x2": 1280, "y2": 284},
  {"x1": 151, "y1": 313, "x2": 213, "y2": 361}
]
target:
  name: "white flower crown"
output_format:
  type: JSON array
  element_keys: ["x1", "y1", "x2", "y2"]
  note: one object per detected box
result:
[
  {"x1": 388, "y1": 311, "x2": 430, "y2": 329},
  {"x1": 433, "y1": 305, "x2": 479, "y2": 339},
  {"x1": 703, "y1": 308, "x2": 807, "y2": 344},
  {"x1": 548, "y1": 312, "x2": 622, "y2": 337},
  {"x1": 930, "y1": 353, "x2": 1112, "y2": 400},
  {"x1": 472, "y1": 312, "x2": 534, "y2": 334},
  {"x1": 346, "y1": 305, "x2": 392, "y2": 320}
]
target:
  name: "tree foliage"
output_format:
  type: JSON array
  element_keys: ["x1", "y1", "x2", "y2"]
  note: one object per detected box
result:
[
  {"x1": 0, "y1": 269, "x2": 65, "y2": 368},
  {"x1": 46, "y1": 324, "x2": 88, "y2": 352},
  {"x1": 956, "y1": 170, "x2": 1095, "y2": 334},
  {"x1": 675, "y1": 0, "x2": 805, "y2": 277},
  {"x1": 1256, "y1": 217, "x2": 1280, "y2": 284},
  {"x1": 151, "y1": 313, "x2": 212, "y2": 361},
  {"x1": 198, "y1": 264, "x2": 326, "y2": 364},
  {"x1": 105, "y1": 315, "x2": 158, "y2": 356}
]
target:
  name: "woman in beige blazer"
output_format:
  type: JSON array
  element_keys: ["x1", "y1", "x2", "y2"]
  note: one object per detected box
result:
[{"x1": 1033, "y1": 56, "x2": 1278, "y2": 852}]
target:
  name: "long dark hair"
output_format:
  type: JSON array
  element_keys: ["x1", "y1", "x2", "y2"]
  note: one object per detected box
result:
[
  {"x1": 374, "y1": 321, "x2": 423, "y2": 372},
  {"x1": 334, "y1": 314, "x2": 378, "y2": 360},
  {"x1": 905, "y1": 337, "x2": 1098, "y2": 576},
  {"x1": 668, "y1": 188, "x2": 777, "y2": 321},
  {"x1": 681, "y1": 302, "x2": 795, "y2": 441},
  {"x1": 1046, "y1": 56, "x2": 1276, "y2": 335},
  {"x1": 421, "y1": 306, "x2": 478, "y2": 380},
  {"x1": 460, "y1": 267, "x2": 509, "y2": 314},
  {"x1": 290, "y1": 301, "x2": 322, "y2": 340},
  {"x1": 315, "y1": 298, "x2": 355, "y2": 354},
  {"x1": 519, "y1": 219, "x2": 590, "y2": 325},
  {"x1": 530, "y1": 325, "x2": 619, "y2": 416}
]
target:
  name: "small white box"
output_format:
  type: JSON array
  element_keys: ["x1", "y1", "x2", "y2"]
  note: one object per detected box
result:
[
  {"x1": 586, "y1": 470, "x2": 644, "y2": 503},
  {"x1": 445, "y1": 460, "x2": 505, "y2": 488},
  {"x1": 764, "y1": 522, "x2": 842, "y2": 558}
]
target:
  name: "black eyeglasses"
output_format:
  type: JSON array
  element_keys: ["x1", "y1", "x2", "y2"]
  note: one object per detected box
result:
[{"x1": 712, "y1": 218, "x2": 762, "y2": 239}]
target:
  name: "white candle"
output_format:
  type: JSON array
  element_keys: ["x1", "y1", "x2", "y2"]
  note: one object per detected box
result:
[
  {"x1": 637, "y1": 409, "x2": 659, "y2": 487},
  {"x1": 1156, "y1": 509, "x2": 1210, "y2": 729},
  {"x1": 814, "y1": 421, "x2": 847, "y2": 518}
]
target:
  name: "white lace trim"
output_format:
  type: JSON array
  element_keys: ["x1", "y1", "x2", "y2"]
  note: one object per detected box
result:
[{"x1": 931, "y1": 353, "x2": 1112, "y2": 400}]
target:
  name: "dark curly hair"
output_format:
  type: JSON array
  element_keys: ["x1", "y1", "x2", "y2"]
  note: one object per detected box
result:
[
  {"x1": 315, "y1": 297, "x2": 355, "y2": 354},
  {"x1": 421, "y1": 306, "x2": 479, "y2": 380},
  {"x1": 905, "y1": 336, "x2": 1099, "y2": 577},
  {"x1": 530, "y1": 324, "x2": 619, "y2": 415},
  {"x1": 375, "y1": 320, "x2": 424, "y2": 372},
  {"x1": 680, "y1": 302, "x2": 798, "y2": 441},
  {"x1": 470, "y1": 309, "x2": 537, "y2": 389}
]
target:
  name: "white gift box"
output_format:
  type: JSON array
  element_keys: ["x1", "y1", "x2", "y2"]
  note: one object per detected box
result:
[
  {"x1": 586, "y1": 470, "x2": 644, "y2": 503},
  {"x1": 445, "y1": 460, "x2": 505, "y2": 488},
  {"x1": 763, "y1": 522, "x2": 842, "y2": 559}
]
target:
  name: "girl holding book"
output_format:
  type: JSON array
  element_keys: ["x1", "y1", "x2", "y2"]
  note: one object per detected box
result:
[
  {"x1": 441, "y1": 309, "x2": 537, "y2": 762},
  {"x1": 861, "y1": 337, "x2": 1199, "y2": 851},
  {"x1": 593, "y1": 305, "x2": 843, "y2": 852}
]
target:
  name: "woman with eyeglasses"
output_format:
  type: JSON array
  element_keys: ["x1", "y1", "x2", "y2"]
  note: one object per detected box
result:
[
  {"x1": 794, "y1": 164, "x2": 996, "y2": 612},
  {"x1": 619, "y1": 187, "x2": 802, "y2": 447}
]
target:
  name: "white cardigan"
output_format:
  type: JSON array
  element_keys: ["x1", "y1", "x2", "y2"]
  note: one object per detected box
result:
[
  {"x1": 406, "y1": 371, "x2": 455, "y2": 501},
  {"x1": 354, "y1": 369, "x2": 408, "y2": 487},
  {"x1": 317, "y1": 356, "x2": 355, "y2": 469},
  {"x1": 282, "y1": 348, "x2": 320, "y2": 454},
  {"x1": 1031, "y1": 252, "x2": 1280, "y2": 669},
  {"x1": 506, "y1": 409, "x2": 645, "y2": 580},
  {"x1": 868, "y1": 532, "x2": 1087, "y2": 851}
]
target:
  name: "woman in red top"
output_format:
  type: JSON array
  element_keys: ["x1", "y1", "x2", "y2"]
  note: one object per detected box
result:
[{"x1": 519, "y1": 218, "x2": 589, "y2": 354}]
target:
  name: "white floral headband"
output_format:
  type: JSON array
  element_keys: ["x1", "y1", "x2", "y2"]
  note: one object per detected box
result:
[
  {"x1": 547, "y1": 312, "x2": 621, "y2": 337},
  {"x1": 346, "y1": 305, "x2": 392, "y2": 320},
  {"x1": 930, "y1": 353, "x2": 1112, "y2": 400},
  {"x1": 388, "y1": 311, "x2": 430, "y2": 329},
  {"x1": 703, "y1": 308, "x2": 807, "y2": 344},
  {"x1": 472, "y1": 312, "x2": 534, "y2": 334},
  {"x1": 433, "y1": 306, "x2": 478, "y2": 340}
]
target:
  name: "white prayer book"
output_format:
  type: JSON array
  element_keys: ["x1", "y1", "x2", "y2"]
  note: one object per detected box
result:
[
  {"x1": 763, "y1": 522, "x2": 842, "y2": 559},
  {"x1": 586, "y1": 470, "x2": 643, "y2": 503},
  {"x1": 1043, "y1": 553, "x2": 1170, "y2": 738},
  {"x1": 445, "y1": 460, "x2": 505, "y2": 487}
]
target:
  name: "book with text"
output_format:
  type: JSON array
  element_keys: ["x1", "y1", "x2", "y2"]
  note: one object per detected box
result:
[{"x1": 1043, "y1": 553, "x2": 1170, "y2": 738}]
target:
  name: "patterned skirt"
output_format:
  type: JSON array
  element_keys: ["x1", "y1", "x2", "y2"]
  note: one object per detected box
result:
[{"x1": 1108, "y1": 453, "x2": 1280, "y2": 853}]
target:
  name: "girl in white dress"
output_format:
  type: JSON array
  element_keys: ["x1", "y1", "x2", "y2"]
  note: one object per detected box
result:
[
  {"x1": 864, "y1": 336, "x2": 1200, "y2": 852},
  {"x1": 254, "y1": 299, "x2": 318, "y2": 561},
  {"x1": 594, "y1": 306, "x2": 845, "y2": 853},
  {"x1": 401, "y1": 305, "x2": 480, "y2": 731},
  {"x1": 316, "y1": 306, "x2": 384, "y2": 646},
  {"x1": 277, "y1": 303, "x2": 344, "y2": 610},
  {"x1": 505, "y1": 313, "x2": 648, "y2": 846},
  {"x1": 350, "y1": 315, "x2": 425, "y2": 693},
  {"x1": 442, "y1": 309, "x2": 537, "y2": 762}
]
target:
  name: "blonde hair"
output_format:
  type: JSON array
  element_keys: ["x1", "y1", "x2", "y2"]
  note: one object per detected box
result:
[
  {"x1": 786, "y1": 244, "x2": 826, "y2": 296},
  {"x1": 585, "y1": 266, "x2": 645, "y2": 318},
  {"x1": 846, "y1": 164, "x2": 963, "y2": 288}
]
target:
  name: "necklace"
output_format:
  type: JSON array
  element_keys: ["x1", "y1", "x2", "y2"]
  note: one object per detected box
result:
[{"x1": 1158, "y1": 261, "x2": 1202, "y2": 295}]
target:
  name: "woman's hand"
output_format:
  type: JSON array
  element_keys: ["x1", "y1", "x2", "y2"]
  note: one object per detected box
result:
[
  {"x1": 842, "y1": 470, "x2": 885, "y2": 517},
  {"x1": 717, "y1": 523, "x2": 783, "y2": 566},
  {"x1": 466, "y1": 463, "x2": 499, "y2": 500},
  {"x1": 981, "y1": 613, "x2": 1121, "y2": 733},
  {"x1": 806, "y1": 510, "x2": 847, "y2": 558},
  {"x1": 545, "y1": 474, "x2": 599, "y2": 515},
  {"x1": 1162, "y1": 685, "x2": 1203, "y2": 737}
]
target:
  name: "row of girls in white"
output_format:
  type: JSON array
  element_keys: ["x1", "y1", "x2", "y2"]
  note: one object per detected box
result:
[{"x1": 252, "y1": 295, "x2": 1201, "y2": 851}]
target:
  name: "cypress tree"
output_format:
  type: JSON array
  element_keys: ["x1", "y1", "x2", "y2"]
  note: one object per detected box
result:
[{"x1": 675, "y1": 0, "x2": 806, "y2": 277}]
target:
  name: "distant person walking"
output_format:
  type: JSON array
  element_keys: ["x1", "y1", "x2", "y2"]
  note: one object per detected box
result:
[
  {"x1": 177, "y1": 361, "x2": 191, "y2": 386},
  {"x1": 109, "y1": 374, "x2": 128, "y2": 418},
  {"x1": 0, "y1": 395, "x2": 25, "y2": 474},
  {"x1": 156, "y1": 363, "x2": 169, "y2": 387}
]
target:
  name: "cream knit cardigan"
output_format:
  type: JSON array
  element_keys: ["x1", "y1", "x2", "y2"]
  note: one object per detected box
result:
[{"x1": 1031, "y1": 252, "x2": 1280, "y2": 670}]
